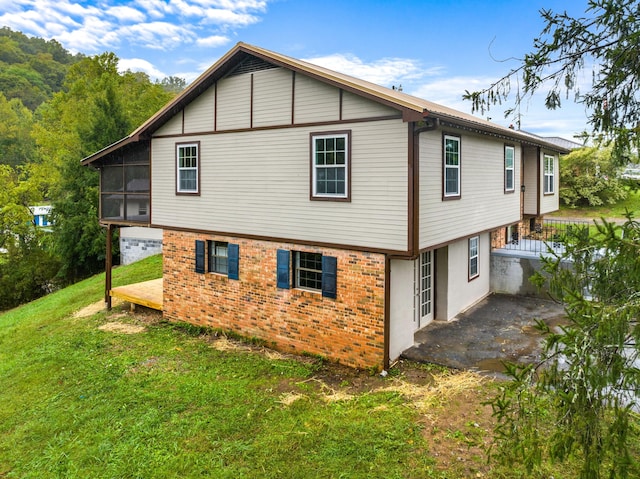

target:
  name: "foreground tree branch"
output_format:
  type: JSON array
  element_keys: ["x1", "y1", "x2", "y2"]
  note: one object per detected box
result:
[{"x1": 464, "y1": 0, "x2": 640, "y2": 160}]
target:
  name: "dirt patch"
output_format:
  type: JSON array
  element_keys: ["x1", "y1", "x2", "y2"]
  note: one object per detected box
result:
[
  {"x1": 73, "y1": 300, "x2": 112, "y2": 318},
  {"x1": 286, "y1": 359, "x2": 496, "y2": 477},
  {"x1": 98, "y1": 322, "x2": 146, "y2": 334}
]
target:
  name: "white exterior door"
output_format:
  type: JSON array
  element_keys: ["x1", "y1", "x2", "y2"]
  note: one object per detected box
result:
[{"x1": 414, "y1": 251, "x2": 433, "y2": 330}]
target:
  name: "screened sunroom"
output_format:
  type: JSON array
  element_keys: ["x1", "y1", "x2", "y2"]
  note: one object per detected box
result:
[{"x1": 97, "y1": 141, "x2": 150, "y2": 224}]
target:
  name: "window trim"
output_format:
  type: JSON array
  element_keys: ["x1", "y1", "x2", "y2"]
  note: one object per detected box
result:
[
  {"x1": 176, "y1": 141, "x2": 201, "y2": 195},
  {"x1": 543, "y1": 154, "x2": 555, "y2": 195},
  {"x1": 310, "y1": 130, "x2": 351, "y2": 202},
  {"x1": 442, "y1": 134, "x2": 461, "y2": 200},
  {"x1": 468, "y1": 236, "x2": 479, "y2": 281},
  {"x1": 208, "y1": 240, "x2": 229, "y2": 276},
  {"x1": 504, "y1": 144, "x2": 515, "y2": 193}
]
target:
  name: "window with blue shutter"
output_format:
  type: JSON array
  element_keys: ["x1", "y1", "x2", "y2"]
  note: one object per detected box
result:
[
  {"x1": 228, "y1": 243, "x2": 239, "y2": 280},
  {"x1": 321, "y1": 255, "x2": 337, "y2": 299},
  {"x1": 276, "y1": 249, "x2": 290, "y2": 289},
  {"x1": 195, "y1": 240, "x2": 205, "y2": 273}
]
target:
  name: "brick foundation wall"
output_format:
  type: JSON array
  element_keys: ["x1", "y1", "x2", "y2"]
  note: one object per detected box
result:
[{"x1": 163, "y1": 230, "x2": 387, "y2": 369}]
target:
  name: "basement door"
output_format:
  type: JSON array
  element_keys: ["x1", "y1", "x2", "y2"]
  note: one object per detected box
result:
[{"x1": 414, "y1": 251, "x2": 433, "y2": 330}]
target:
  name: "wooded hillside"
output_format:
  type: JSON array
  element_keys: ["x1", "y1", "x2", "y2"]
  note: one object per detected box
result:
[
  {"x1": 0, "y1": 28, "x2": 180, "y2": 310},
  {"x1": 0, "y1": 27, "x2": 82, "y2": 110}
]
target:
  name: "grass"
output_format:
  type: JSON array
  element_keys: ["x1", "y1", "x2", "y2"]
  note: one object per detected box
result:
[
  {"x1": 1, "y1": 254, "x2": 636, "y2": 478},
  {"x1": 0, "y1": 255, "x2": 447, "y2": 478},
  {"x1": 550, "y1": 187, "x2": 640, "y2": 219}
]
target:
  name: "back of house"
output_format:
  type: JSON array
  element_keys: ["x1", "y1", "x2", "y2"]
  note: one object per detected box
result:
[{"x1": 83, "y1": 42, "x2": 566, "y2": 369}]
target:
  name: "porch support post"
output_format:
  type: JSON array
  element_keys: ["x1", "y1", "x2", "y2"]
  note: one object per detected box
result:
[{"x1": 105, "y1": 224, "x2": 114, "y2": 310}]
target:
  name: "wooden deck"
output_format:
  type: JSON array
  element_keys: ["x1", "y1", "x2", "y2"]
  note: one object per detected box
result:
[{"x1": 110, "y1": 278, "x2": 163, "y2": 311}]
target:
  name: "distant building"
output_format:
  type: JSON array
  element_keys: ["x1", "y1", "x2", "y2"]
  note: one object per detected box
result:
[{"x1": 29, "y1": 205, "x2": 52, "y2": 228}]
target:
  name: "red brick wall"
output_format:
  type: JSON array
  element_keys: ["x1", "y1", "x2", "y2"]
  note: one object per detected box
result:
[{"x1": 163, "y1": 230, "x2": 386, "y2": 369}]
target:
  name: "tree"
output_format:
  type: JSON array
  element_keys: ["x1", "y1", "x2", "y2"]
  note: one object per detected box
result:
[
  {"x1": 32, "y1": 52, "x2": 175, "y2": 282},
  {"x1": 464, "y1": 0, "x2": 640, "y2": 160},
  {"x1": 0, "y1": 164, "x2": 60, "y2": 310},
  {"x1": 0, "y1": 93, "x2": 35, "y2": 166},
  {"x1": 490, "y1": 217, "x2": 640, "y2": 478},
  {"x1": 560, "y1": 146, "x2": 628, "y2": 207}
]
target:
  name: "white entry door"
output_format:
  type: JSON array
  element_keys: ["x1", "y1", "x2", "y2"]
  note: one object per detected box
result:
[{"x1": 414, "y1": 251, "x2": 433, "y2": 330}]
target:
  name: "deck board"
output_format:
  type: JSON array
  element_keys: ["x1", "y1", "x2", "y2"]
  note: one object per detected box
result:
[{"x1": 110, "y1": 278, "x2": 163, "y2": 310}]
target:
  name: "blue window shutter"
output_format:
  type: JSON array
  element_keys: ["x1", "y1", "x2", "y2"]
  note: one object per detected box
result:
[
  {"x1": 228, "y1": 243, "x2": 239, "y2": 280},
  {"x1": 322, "y1": 256, "x2": 337, "y2": 299},
  {"x1": 276, "y1": 249, "x2": 290, "y2": 289},
  {"x1": 195, "y1": 240, "x2": 205, "y2": 274}
]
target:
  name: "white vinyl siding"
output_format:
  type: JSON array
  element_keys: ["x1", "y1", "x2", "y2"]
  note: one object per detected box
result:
[
  {"x1": 436, "y1": 235, "x2": 490, "y2": 321},
  {"x1": 216, "y1": 74, "x2": 251, "y2": 130},
  {"x1": 253, "y1": 68, "x2": 292, "y2": 127},
  {"x1": 522, "y1": 146, "x2": 539, "y2": 216},
  {"x1": 152, "y1": 119, "x2": 408, "y2": 251},
  {"x1": 293, "y1": 74, "x2": 340, "y2": 124},
  {"x1": 154, "y1": 113, "x2": 182, "y2": 136},
  {"x1": 342, "y1": 90, "x2": 399, "y2": 120},
  {"x1": 183, "y1": 86, "x2": 215, "y2": 133},
  {"x1": 419, "y1": 129, "x2": 521, "y2": 249}
]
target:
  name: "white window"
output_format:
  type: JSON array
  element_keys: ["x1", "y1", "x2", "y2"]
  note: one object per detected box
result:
[
  {"x1": 505, "y1": 145, "x2": 515, "y2": 192},
  {"x1": 544, "y1": 154, "x2": 555, "y2": 194},
  {"x1": 311, "y1": 132, "x2": 349, "y2": 200},
  {"x1": 208, "y1": 241, "x2": 228, "y2": 275},
  {"x1": 443, "y1": 135, "x2": 461, "y2": 198},
  {"x1": 469, "y1": 236, "x2": 479, "y2": 280},
  {"x1": 294, "y1": 251, "x2": 323, "y2": 291},
  {"x1": 177, "y1": 143, "x2": 199, "y2": 194}
]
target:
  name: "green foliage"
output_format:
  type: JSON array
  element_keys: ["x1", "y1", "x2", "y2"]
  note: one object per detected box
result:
[
  {"x1": 0, "y1": 164, "x2": 60, "y2": 310},
  {"x1": 32, "y1": 52, "x2": 174, "y2": 282},
  {"x1": 0, "y1": 29, "x2": 179, "y2": 301},
  {"x1": 489, "y1": 216, "x2": 640, "y2": 478},
  {"x1": 464, "y1": 0, "x2": 640, "y2": 161},
  {"x1": 0, "y1": 27, "x2": 81, "y2": 110},
  {"x1": 0, "y1": 234, "x2": 61, "y2": 311},
  {"x1": 560, "y1": 146, "x2": 628, "y2": 207},
  {"x1": 0, "y1": 93, "x2": 35, "y2": 166}
]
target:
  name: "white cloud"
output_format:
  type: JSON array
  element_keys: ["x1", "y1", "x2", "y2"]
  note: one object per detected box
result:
[
  {"x1": 2, "y1": 0, "x2": 270, "y2": 53},
  {"x1": 410, "y1": 75, "x2": 497, "y2": 113},
  {"x1": 119, "y1": 22, "x2": 196, "y2": 50},
  {"x1": 303, "y1": 53, "x2": 436, "y2": 88},
  {"x1": 119, "y1": 58, "x2": 167, "y2": 80},
  {"x1": 105, "y1": 6, "x2": 147, "y2": 23},
  {"x1": 196, "y1": 35, "x2": 230, "y2": 47},
  {"x1": 201, "y1": 9, "x2": 259, "y2": 25}
]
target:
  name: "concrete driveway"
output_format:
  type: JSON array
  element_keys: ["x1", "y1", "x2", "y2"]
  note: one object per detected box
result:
[{"x1": 401, "y1": 293, "x2": 566, "y2": 375}]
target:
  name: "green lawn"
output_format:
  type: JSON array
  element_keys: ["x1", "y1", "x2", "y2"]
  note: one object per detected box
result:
[
  {"x1": 1, "y1": 254, "x2": 636, "y2": 478},
  {"x1": 0, "y1": 255, "x2": 447, "y2": 478},
  {"x1": 550, "y1": 187, "x2": 640, "y2": 219}
]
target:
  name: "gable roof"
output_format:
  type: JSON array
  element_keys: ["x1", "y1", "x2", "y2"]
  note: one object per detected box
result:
[{"x1": 82, "y1": 42, "x2": 570, "y2": 165}]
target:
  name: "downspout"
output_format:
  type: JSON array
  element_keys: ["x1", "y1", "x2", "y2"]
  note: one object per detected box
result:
[{"x1": 383, "y1": 255, "x2": 391, "y2": 370}]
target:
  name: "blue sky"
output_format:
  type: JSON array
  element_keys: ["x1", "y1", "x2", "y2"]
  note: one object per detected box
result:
[{"x1": 0, "y1": 0, "x2": 592, "y2": 140}]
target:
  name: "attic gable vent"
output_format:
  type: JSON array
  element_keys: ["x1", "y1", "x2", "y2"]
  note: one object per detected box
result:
[{"x1": 227, "y1": 55, "x2": 278, "y2": 77}]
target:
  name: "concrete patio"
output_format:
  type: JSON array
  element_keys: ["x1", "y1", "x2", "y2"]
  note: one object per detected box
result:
[{"x1": 402, "y1": 293, "x2": 566, "y2": 375}]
